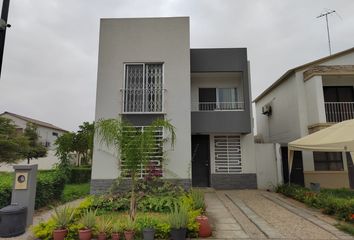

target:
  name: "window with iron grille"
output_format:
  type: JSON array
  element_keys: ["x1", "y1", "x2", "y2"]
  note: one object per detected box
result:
[
  {"x1": 120, "y1": 126, "x2": 163, "y2": 178},
  {"x1": 123, "y1": 63, "x2": 163, "y2": 113},
  {"x1": 214, "y1": 136, "x2": 242, "y2": 174}
]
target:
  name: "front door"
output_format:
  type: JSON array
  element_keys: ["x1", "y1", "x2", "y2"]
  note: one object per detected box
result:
[
  {"x1": 346, "y1": 152, "x2": 354, "y2": 189},
  {"x1": 191, "y1": 135, "x2": 210, "y2": 187},
  {"x1": 281, "y1": 147, "x2": 305, "y2": 186}
]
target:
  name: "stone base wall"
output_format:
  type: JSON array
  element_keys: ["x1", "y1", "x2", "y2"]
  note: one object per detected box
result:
[
  {"x1": 210, "y1": 173, "x2": 257, "y2": 189},
  {"x1": 90, "y1": 178, "x2": 192, "y2": 195}
]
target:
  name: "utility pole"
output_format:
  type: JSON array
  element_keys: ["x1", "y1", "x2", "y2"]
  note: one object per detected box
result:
[
  {"x1": 0, "y1": 0, "x2": 11, "y2": 78},
  {"x1": 317, "y1": 10, "x2": 336, "y2": 55}
]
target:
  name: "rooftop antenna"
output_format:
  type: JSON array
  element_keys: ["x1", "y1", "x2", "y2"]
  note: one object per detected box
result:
[{"x1": 316, "y1": 9, "x2": 336, "y2": 55}]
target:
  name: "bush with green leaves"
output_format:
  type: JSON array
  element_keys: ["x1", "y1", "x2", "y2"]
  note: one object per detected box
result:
[
  {"x1": 276, "y1": 184, "x2": 354, "y2": 222},
  {"x1": 51, "y1": 206, "x2": 75, "y2": 229},
  {"x1": 0, "y1": 170, "x2": 66, "y2": 209},
  {"x1": 168, "y1": 204, "x2": 189, "y2": 229},
  {"x1": 68, "y1": 167, "x2": 91, "y2": 183}
]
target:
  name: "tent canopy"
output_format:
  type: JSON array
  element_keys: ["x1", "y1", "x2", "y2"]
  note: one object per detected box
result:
[{"x1": 287, "y1": 119, "x2": 354, "y2": 177}]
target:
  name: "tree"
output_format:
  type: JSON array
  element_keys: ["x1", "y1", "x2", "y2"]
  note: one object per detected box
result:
[
  {"x1": 54, "y1": 122, "x2": 94, "y2": 168},
  {"x1": 23, "y1": 123, "x2": 47, "y2": 164},
  {"x1": 73, "y1": 122, "x2": 94, "y2": 166},
  {"x1": 95, "y1": 118, "x2": 176, "y2": 220},
  {"x1": 55, "y1": 132, "x2": 75, "y2": 169},
  {"x1": 0, "y1": 117, "x2": 29, "y2": 164}
]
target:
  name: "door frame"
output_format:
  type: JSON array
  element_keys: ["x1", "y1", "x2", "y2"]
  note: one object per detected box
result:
[{"x1": 191, "y1": 134, "x2": 211, "y2": 187}]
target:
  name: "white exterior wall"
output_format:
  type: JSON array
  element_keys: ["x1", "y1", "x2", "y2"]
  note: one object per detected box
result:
[
  {"x1": 255, "y1": 75, "x2": 302, "y2": 144},
  {"x1": 1, "y1": 113, "x2": 65, "y2": 150},
  {"x1": 255, "y1": 143, "x2": 281, "y2": 189},
  {"x1": 304, "y1": 75, "x2": 326, "y2": 126},
  {"x1": 92, "y1": 17, "x2": 191, "y2": 180}
]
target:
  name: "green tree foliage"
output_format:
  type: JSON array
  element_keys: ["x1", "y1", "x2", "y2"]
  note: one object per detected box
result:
[
  {"x1": 54, "y1": 122, "x2": 94, "y2": 168},
  {"x1": 95, "y1": 118, "x2": 176, "y2": 221},
  {"x1": 55, "y1": 132, "x2": 75, "y2": 171},
  {"x1": 0, "y1": 117, "x2": 29, "y2": 164},
  {"x1": 24, "y1": 123, "x2": 47, "y2": 164}
]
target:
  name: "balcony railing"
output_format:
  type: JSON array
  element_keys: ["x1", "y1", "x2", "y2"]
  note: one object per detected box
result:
[
  {"x1": 325, "y1": 102, "x2": 354, "y2": 122},
  {"x1": 121, "y1": 88, "x2": 166, "y2": 113},
  {"x1": 192, "y1": 102, "x2": 244, "y2": 111}
]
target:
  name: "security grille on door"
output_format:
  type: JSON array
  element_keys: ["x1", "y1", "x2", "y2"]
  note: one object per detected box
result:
[
  {"x1": 214, "y1": 136, "x2": 242, "y2": 173},
  {"x1": 123, "y1": 63, "x2": 164, "y2": 113},
  {"x1": 121, "y1": 126, "x2": 163, "y2": 178}
]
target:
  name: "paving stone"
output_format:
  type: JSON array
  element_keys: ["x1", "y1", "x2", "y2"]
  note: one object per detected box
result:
[
  {"x1": 213, "y1": 223, "x2": 242, "y2": 230},
  {"x1": 213, "y1": 230, "x2": 250, "y2": 239}
]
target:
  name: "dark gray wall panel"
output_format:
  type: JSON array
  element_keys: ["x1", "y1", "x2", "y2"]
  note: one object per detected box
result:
[
  {"x1": 190, "y1": 48, "x2": 252, "y2": 134},
  {"x1": 191, "y1": 111, "x2": 251, "y2": 134},
  {"x1": 211, "y1": 174, "x2": 257, "y2": 189},
  {"x1": 191, "y1": 48, "x2": 247, "y2": 72},
  {"x1": 122, "y1": 114, "x2": 164, "y2": 126}
]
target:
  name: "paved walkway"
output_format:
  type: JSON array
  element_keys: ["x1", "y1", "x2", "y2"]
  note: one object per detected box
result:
[{"x1": 205, "y1": 190, "x2": 354, "y2": 240}]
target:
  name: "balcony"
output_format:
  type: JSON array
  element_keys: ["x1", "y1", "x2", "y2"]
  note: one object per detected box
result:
[
  {"x1": 325, "y1": 102, "x2": 354, "y2": 123},
  {"x1": 121, "y1": 88, "x2": 166, "y2": 113},
  {"x1": 192, "y1": 101, "x2": 244, "y2": 111}
]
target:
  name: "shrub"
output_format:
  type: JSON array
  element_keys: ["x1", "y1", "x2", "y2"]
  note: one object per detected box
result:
[
  {"x1": 68, "y1": 167, "x2": 91, "y2": 184},
  {"x1": 0, "y1": 170, "x2": 66, "y2": 209},
  {"x1": 276, "y1": 184, "x2": 354, "y2": 222},
  {"x1": 35, "y1": 171, "x2": 66, "y2": 209}
]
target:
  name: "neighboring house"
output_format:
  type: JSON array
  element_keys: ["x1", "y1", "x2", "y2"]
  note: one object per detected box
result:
[
  {"x1": 91, "y1": 17, "x2": 257, "y2": 193},
  {"x1": 0, "y1": 111, "x2": 67, "y2": 150},
  {"x1": 254, "y1": 47, "x2": 354, "y2": 189}
]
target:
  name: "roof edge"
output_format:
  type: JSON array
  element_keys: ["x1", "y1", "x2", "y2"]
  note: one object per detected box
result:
[{"x1": 253, "y1": 46, "x2": 354, "y2": 103}]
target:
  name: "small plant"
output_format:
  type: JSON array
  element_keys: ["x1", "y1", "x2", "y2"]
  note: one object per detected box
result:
[
  {"x1": 80, "y1": 209, "x2": 96, "y2": 229},
  {"x1": 96, "y1": 217, "x2": 113, "y2": 234},
  {"x1": 124, "y1": 217, "x2": 136, "y2": 231},
  {"x1": 112, "y1": 220, "x2": 124, "y2": 233},
  {"x1": 168, "y1": 204, "x2": 189, "y2": 229},
  {"x1": 190, "y1": 189, "x2": 206, "y2": 212},
  {"x1": 51, "y1": 206, "x2": 75, "y2": 229},
  {"x1": 138, "y1": 215, "x2": 156, "y2": 229}
]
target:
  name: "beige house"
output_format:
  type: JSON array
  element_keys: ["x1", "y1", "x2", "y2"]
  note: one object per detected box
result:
[
  {"x1": 0, "y1": 111, "x2": 67, "y2": 150},
  {"x1": 255, "y1": 47, "x2": 354, "y2": 189}
]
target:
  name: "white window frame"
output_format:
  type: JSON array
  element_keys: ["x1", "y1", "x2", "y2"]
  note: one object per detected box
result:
[{"x1": 122, "y1": 62, "x2": 165, "y2": 114}]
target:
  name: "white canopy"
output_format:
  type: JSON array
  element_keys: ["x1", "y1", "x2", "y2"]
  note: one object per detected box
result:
[{"x1": 288, "y1": 119, "x2": 354, "y2": 178}]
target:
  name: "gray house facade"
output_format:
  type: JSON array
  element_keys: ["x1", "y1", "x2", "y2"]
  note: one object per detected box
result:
[{"x1": 91, "y1": 17, "x2": 256, "y2": 193}]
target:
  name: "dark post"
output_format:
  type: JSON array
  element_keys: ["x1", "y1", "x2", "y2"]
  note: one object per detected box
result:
[{"x1": 0, "y1": 0, "x2": 10, "y2": 77}]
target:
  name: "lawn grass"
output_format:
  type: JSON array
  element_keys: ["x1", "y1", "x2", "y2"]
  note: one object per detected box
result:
[{"x1": 61, "y1": 183, "x2": 90, "y2": 203}]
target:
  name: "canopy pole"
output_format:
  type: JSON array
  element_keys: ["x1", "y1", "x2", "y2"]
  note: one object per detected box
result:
[{"x1": 288, "y1": 149, "x2": 294, "y2": 185}]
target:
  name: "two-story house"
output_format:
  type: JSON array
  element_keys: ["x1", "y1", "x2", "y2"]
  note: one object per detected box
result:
[
  {"x1": 0, "y1": 111, "x2": 67, "y2": 150},
  {"x1": 255, "y1": 47, "x2": 354, "y2": 189},
  {"x1": 91, "y1": 17, "x2": 257, "y2": 193}
]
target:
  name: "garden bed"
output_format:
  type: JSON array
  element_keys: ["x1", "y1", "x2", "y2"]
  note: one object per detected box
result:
[
  {"x1": 276, "y1": 184, "x2": 354, "y2": 235},
  {"x1": 32, "y1": 180, "x2": 209, "y2": 240}
]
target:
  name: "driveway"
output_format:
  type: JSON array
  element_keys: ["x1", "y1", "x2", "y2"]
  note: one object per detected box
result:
[{"x1": 205, "y1": 190, "x2": 354, "y2": 240}]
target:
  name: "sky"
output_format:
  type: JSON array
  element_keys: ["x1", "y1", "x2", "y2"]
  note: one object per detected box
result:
[{"x1": 0, "y1": 0, "x2": 353, "y2": 131}]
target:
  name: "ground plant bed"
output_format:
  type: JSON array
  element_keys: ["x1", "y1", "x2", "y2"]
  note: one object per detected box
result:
[
  {"x1": 32, "y1": 180, "x2": 210, "y2": 240},
  {"x1": 276, "y1": 184, "x2": 354, "y2": 235}
]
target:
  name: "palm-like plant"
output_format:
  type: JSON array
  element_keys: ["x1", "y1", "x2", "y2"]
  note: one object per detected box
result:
[{"x1": 96, "y1": 118, "x2": 176, "y2": 220}]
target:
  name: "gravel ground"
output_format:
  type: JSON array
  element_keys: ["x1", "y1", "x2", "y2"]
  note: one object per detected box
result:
[
  {"x1": 0, "y1": 199, "x2": 83, "y2": 240},
  {"x1": 226, "y1": 190, "x2": 338, "y2": 240}
]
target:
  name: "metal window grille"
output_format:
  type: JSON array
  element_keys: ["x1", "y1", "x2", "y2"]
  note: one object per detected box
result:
[
  {"x1": 120, "y1": 126, "x2": 164, "y2": 178},
  {"x1": 214, "y1": 136, "x2": 242, "y2": 174},
  {"x1": 123, "y1": 64, "x2": 164, "y2": 112}
]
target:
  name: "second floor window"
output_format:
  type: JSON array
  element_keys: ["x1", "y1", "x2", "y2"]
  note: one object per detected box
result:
[
  {"x1": 124, "y1": 63, "x2": 163, "y2": 112},
  {"x1": 199, "y1": 88, "x2": 241, "y2": 111}
]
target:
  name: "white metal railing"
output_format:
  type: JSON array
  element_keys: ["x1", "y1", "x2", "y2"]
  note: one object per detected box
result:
[
  {"x1": 325, "y1": 102, "x2": 354, "y2": 122},
  {"x1": 121, "y1": 89, "x2": 166, "y2": 113},
  {"x1": 192, "y1": 102, "x2": 244, "y2": 111}
]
